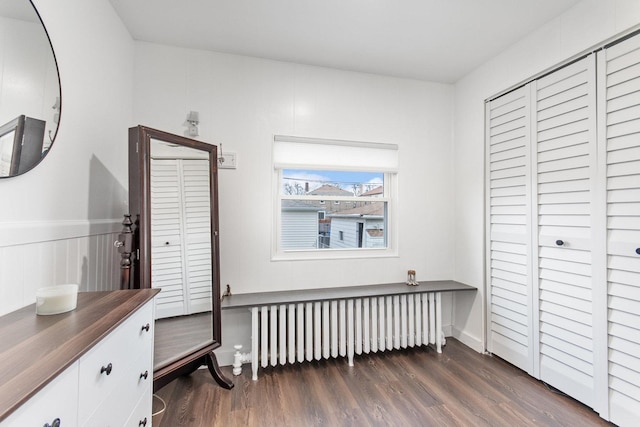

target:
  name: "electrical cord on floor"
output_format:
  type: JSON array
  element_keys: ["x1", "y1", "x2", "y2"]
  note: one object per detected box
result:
[{"x1": 152, "y1": 394, "x2": 167, "y2": 417}]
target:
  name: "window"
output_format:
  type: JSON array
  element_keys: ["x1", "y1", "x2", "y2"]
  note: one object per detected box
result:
[{"x1": 273, "y1": 135, "x2": 398, "y2": 260}]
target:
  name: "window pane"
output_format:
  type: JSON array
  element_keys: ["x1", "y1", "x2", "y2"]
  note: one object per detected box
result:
[
  {"x1": 281, "y1": 199, "x2": 386, "y2": 250},
  {"x1": 282, "y1": 169, "x2": 384, "y2": 196},
  {"x1": 280, "y1": 169, "x2": 388, "y2": 251}
]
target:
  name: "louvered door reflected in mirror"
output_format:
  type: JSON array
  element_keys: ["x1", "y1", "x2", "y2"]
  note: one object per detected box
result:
[{"x1": 127, "y1": 125, "x2": 232, "y2": 391}]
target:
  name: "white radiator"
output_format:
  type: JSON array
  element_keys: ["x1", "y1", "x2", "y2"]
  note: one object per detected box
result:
[{"x1": 249, "y1": 292, "x2": 444, "y2": 380}]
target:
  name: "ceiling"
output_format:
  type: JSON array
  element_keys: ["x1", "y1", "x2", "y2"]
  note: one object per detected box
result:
[{"x1": 109, "y1": 0, "x2": 582, "y2": 83}]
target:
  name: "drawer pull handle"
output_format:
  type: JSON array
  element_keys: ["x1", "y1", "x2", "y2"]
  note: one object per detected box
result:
[
  {"x1": 141, "y1": 323, "x2": 150, "y2": 332},
  {"x1": 555, "y1": 240, "x2": 564, "y2": 246},
  {"x1": 100, "y1": 363, "x2": 113, "y2": 375},
  {"x1": 140, "y1": 370, "x2": 149, "y2": 380},
  {"x1": 636, "y1": 247, "x2": 640, "y2": 255},
  {"x1": 44, "y1": 418, "x2": 61, "y2": 427},
  {"x1": 139, "y1": 417, "x2": 148, "y2": 426}
]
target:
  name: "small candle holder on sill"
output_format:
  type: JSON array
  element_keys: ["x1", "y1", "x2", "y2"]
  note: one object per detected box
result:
[{"x1": 406, "y1": 270, "x2": 419, "y2": 286}]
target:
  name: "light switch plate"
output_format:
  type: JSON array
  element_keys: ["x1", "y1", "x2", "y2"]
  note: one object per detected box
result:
[{"x1": 218, "y1": 152, "x2": 237, "y2": 169}]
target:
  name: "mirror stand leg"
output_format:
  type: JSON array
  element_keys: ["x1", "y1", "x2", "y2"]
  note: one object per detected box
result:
[{"x1": 205, "y1": 351, "x2": 234, "y2": 389}]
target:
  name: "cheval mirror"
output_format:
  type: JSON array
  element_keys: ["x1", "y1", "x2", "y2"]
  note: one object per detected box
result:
[{"x1": 126, "y1": 125, "x2": 233, "y2": 391}]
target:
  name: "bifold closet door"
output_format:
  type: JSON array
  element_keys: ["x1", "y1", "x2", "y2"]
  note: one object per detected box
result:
[
  {"x1": 181, "y1": 159, "x2": 213, "y2": 315},
  {"x1": 599, "y1": 34, "x2": 640, "y2": 426},
  {"x1": 485, "y1": 85, "x2": 534, "y2": 374},
  {"x1": 151, "y1": 158, "x2": 188, "y2": 318},
  {"x1": 150, "y1": 158, "x2": 213, "y2": 318},
  {"x1": 533, "y1": 55, "x2": 598, "y2": 408}
]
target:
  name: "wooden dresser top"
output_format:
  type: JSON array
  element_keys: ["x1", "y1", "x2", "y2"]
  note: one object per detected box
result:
[{"x1": 0, "y1": 289, "x2": 159, "y2": 422}]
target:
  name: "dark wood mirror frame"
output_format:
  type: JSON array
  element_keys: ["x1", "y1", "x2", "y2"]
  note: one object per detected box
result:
[{"x1": 125, "y1": 125, "x2": 233, "y2": 391}]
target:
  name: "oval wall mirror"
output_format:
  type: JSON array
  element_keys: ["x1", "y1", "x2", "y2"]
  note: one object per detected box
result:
[{"x1": 0, "y1": 0, "x2": 61, "y2": 178}]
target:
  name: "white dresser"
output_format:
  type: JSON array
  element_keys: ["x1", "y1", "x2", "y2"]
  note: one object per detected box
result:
[{"x1": 0, "y1": 289, "x2": 158, "y2": 427}]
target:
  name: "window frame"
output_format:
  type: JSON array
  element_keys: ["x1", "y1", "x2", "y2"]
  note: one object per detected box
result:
[{"x1": 272, "y1": 167, "x2": 398, "y2": 261}]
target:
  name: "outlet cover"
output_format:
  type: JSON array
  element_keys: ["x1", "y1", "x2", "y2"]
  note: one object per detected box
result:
[{"x1": 218, "y1": 152, "x2": 237, "y2": 169}]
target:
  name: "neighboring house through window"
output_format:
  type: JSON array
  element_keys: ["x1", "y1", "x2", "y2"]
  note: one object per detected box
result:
[{"x1": 273, "y1": 135, "x2": 398, "y2": 260}]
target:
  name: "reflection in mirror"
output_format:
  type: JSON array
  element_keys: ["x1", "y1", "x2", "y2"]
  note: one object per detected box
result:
[
  {"x1": 127, "y1": 125, "x2": 231, "y2": 391},
  {"x1": 0, "y1": 0, "x2": 61, "y2": 178},
  {"x1": 149, "y1": 139, "x2": 214, "y2": 369}
]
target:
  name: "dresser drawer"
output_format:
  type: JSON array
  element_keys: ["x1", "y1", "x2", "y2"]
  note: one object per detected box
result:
[
  {"x1": 78, "y1": 301, "x2": 154, "y2": 424},
  {"x1": 82, "y1": 349, "x2": 153, "y2": 427},
  {"x1": 124, "y1": 385, "x2": 152, "y2": 427},
  {"x1": 2, "y1": 362, "x2": 79, "y2": 427}
]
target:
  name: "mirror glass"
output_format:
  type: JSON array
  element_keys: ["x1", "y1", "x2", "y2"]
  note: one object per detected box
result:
[
  {"x1": 149, "y1": 139, "x2": 214, "y2": 370},
  {"x1": 0, "y1": 0, "x2": 60, "y2": 178}
]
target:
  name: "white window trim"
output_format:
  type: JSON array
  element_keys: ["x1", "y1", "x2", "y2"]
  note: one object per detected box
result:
[{"x1": 272, "y1": 168, "x2": 399, "y2": 261}]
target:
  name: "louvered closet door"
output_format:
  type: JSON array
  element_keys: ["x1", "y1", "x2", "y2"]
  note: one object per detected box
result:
[
  {"x1": 151, "y1": 159, "x2": 187, "y2": 319},
  {"x1": 181, "y1": 159, "x2": 213, "y2": 315},
  {"x1": 534, "y1": 55, "x2": 597, "y2": 407},
  {"x1": 600, "y1": 34, "x2": 640, "y2": 427},
  {"x1": 486, "y1": 85, "x2": 534, "y2": 374}
]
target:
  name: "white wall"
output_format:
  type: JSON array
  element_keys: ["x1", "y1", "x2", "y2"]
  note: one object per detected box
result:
[
  {"x1": 452, "y1": 0, "x2": 640, "y2": 351},
  {"x1": 133, "y1": 42, "x2": 456, "y2": 361},
  {"x1": 0, "y1": 0, "x2": 134, "y2": 314},
  {"x1": 134, "y1": 42, "x2": 456, "y2": 291}
]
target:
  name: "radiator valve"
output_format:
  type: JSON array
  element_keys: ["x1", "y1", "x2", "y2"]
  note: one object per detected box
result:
[{"x1": 233, "y1": 345, "x2": 243, "y2": 376}]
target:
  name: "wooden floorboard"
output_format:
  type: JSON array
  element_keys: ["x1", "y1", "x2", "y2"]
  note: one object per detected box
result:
[{"x1": 152, "y1": 339, "x2": 613, "y2": 427}]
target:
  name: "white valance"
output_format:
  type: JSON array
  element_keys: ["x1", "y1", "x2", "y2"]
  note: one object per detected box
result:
[{"x1": 273, "y1": 135, "x2": 398, "y2": 172}]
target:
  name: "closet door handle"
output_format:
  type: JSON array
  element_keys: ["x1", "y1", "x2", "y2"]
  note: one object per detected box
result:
[
  {"x1": 141, "y1": 323, "x2": 150, "y2": 332},
  {"x1": 555, "y1": 240, "x2": 564, "y2": 246},
  {"x1": 140, "y1": 370, "x2": 149, "y2": 380},
  {"x1": 139, "y1": 417, "x2": 148, "y2": 426}
]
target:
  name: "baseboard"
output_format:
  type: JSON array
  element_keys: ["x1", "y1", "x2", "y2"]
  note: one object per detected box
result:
[
  {"x1": 450, "y1": 326, "x2": 483, "y2": 353},
  {"x1": 443, "y1": 324, "x2": 453, "y2": 337},
  {"x1": 215, "y1": 349, "x2": 237, "y2": 367}
]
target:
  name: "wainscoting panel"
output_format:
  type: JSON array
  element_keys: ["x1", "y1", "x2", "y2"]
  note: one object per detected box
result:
[{"x1": 0, "y1": 220, "x2": 122, "y2": 316}]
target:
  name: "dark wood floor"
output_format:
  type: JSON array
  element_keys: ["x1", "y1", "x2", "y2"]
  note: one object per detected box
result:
[{"x1": 153, "y1": 339, "x2": 612, "y2": 426}]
